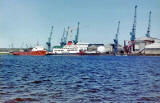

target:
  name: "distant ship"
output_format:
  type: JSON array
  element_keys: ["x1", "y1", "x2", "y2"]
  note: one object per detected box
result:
[{"x1": 12, "y1": 46, "x2": 47, "y2": 56}]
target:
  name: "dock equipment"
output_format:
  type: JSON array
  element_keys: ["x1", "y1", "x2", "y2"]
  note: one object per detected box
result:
[
  {"x1": 145, "y1": 11, "x2": 151, "y2": 37},
  {"x1": 65, "y1": 27, "x2": 69, "y2": 45},
  {"x1": 60, "y1": 22, "x2": 80, "y2": 46},
  {"x1": 130, "y1": 5, "x2": 137, "y2": 52},
  {"x1": 60, "y1": 28, "x2": 66, "y2": 46},
  {"x1": 113, "y1": 21, "x2": 120, "y2": 54},
  {"x1": 73, "y1": 22, "x2": 80, "y2": 44},
  {"x1": 60, "y1": 26, "x2": 69, "y2": 47},
  {"x1": 46, "y1": 26, "x2": 53, "y2": 52}
]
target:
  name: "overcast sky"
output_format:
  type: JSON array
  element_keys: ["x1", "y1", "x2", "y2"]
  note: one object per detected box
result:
[{"x1": 0, "y1": 0, "x2": 160, "y2": 48}]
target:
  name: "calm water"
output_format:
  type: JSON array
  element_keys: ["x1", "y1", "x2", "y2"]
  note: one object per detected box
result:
[{"x1": 0, "y1": 55, "x2": 160, "y2": 103}]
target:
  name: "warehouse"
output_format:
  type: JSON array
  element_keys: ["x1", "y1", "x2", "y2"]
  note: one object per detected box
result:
[
  {"x1": 144, "y1": 42, "x2": 160, "y2": 55},
  {"x1": 134, "y1": 36, "x2": 160, "y2": 53}
]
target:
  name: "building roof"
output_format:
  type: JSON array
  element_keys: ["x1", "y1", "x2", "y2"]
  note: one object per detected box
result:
[{"x1": 136, "y1": 36, "x2": 160, "y2": 41}]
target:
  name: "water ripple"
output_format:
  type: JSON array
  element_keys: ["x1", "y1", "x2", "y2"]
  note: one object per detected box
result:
[{"x1": 0, "y1": 55, "x2": 160, "y2": 102}]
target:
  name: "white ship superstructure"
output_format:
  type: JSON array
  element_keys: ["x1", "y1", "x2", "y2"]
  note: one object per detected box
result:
[{"x1": 52, "y1": 41, "x2": 88, "y2": 54}]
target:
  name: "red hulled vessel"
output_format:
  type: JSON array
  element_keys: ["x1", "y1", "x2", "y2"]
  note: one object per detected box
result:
[{"x1": 12, "y1": 46, "x2": 47, "y2": 56}]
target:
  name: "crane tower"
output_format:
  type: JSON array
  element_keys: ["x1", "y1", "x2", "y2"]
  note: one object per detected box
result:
[
  {"x1": 60, "y1": 26, "x2": 69, "y2": 47},
  {"x1": 46, "y1": 26, "x2": 53, "y2": 52},
  {"x1": 114, "y1": 21, "x2": 120, "y2": 54},
  {"x1": 130, "y1": 5, "x2": 137, "y2": 41},
  {"x1": 145, "y1": 11, "x2": 151, "y2": 37},
  {"x1": 74, "y1": 22, "x2": 80, "y2": 44},
  {"x1": 60, "y1": 28, "x2": 66, "y2": 47},
  {"x1": 130, "y1": 5, "x2": 137, "y2": 52}
]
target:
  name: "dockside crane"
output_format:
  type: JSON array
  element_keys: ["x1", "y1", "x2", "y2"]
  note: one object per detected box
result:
[
  {"x1": 145, "y1": 11, "x2": 151, "y2": 37},
  {"x1": 74, "y1": 22, "x2": 80, "y2": 44},
  {"x1": 130, "y1": 5, "x2": 137, "y2": 52},
  {"x1": 60, "y1": 28, "x2": 66, "y2": 47},
  {"x1": 60, "y1": 26, "x2": 69, "y2": 47},
  {"x1": 46, "y1": 26, "x2": 53, "y2": 52},
  {"x1": 60, "y1": 28, "x2": 65, "y2": 46},
  {"x1": 114, "y1": 21, "x2": 120, "y2": 54},
  {"x1": 64, "y1": 26, "x2": 69, "y2": 45}
]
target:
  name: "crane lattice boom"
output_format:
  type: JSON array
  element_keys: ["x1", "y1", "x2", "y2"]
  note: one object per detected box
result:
[
  {"x1": 114, "y1": 21, "x2": 120, "y2": 54},
  {"x1": 146, "y1": 11, "x2": 151, "y2": 37},
  {"x1": 46, "y1": 26, "x2": 53, "y2": 52}
]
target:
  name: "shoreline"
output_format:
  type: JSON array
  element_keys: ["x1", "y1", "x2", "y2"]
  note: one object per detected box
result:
[{"x1": 1, "y1": 52, "x2": 160, "y2": 56}]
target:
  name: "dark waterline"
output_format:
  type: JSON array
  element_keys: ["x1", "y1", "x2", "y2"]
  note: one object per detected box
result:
[{"x1": 0, "y1": 55, "x2": 160, "y2": 103}]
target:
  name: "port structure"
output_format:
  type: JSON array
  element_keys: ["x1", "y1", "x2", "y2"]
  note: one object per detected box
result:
[
  {"x1": 130, "y1": 5, "x2": 137, "y2": 52},
  {"x1": 60, "y1": 28, "x2": 66, "y2": 47},
  {"x1": 73, "y1": 22, "x2": 80, "y2": 44},
  {"x1": 60, "y1": 26, "x2": 69, "y2": 47},
  {"x1": 68, "y1": 22, "x2": 80, "y2": 44},
  {"x1": 60, "y1": 22, "x2": 80, "y2": 46},
  {"x1": 113, "y1": 21, "x2": 120, "y2": 54},
  {"x1": 145, "y1": 11, "x2": 151, "y2": 37},
  {"x1": 46, "y1": 26, "x2": 53, "y2": 52}
]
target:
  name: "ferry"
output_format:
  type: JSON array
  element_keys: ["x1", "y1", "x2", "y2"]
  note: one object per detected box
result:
[{"x1": 52, "y1": 41, "x2": 89, "y2": 55}]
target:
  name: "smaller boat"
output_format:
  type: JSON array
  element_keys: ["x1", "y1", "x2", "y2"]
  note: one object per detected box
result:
[{"x1": 12, "y1": 46, "x2": 47, "y2": 56}]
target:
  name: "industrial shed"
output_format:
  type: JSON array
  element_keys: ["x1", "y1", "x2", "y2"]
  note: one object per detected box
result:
[
  {"x1": 144, "y1": 42, "x2": 160, "y2": 55},
  {"x1": 135, "y1": 36, "x2": 160, "y2": 52}
]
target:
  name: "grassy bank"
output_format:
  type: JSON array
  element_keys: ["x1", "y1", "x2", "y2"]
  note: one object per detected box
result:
[{"x1": 0, "y1": 52, "x2": 10, "y2": 55}]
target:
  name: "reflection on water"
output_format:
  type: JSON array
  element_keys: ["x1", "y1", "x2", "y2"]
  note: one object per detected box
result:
[{"x1": 0, "y1": 55, "x2": 160, "y2": 103}]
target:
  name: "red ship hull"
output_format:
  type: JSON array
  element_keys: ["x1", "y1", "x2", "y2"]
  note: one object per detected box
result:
[{"x1": 12, "y1": 50, "x2": 47, "y2": 56}]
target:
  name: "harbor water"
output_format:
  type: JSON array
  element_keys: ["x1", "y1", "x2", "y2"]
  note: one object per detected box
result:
[{"x1": 0, "y1": 55, "x2": 160, "y2": 103}]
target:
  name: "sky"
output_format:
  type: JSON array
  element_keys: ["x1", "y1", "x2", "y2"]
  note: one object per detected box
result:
[{"x1": 0, "y1": 0, "x2": 160, "y2": 48}]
